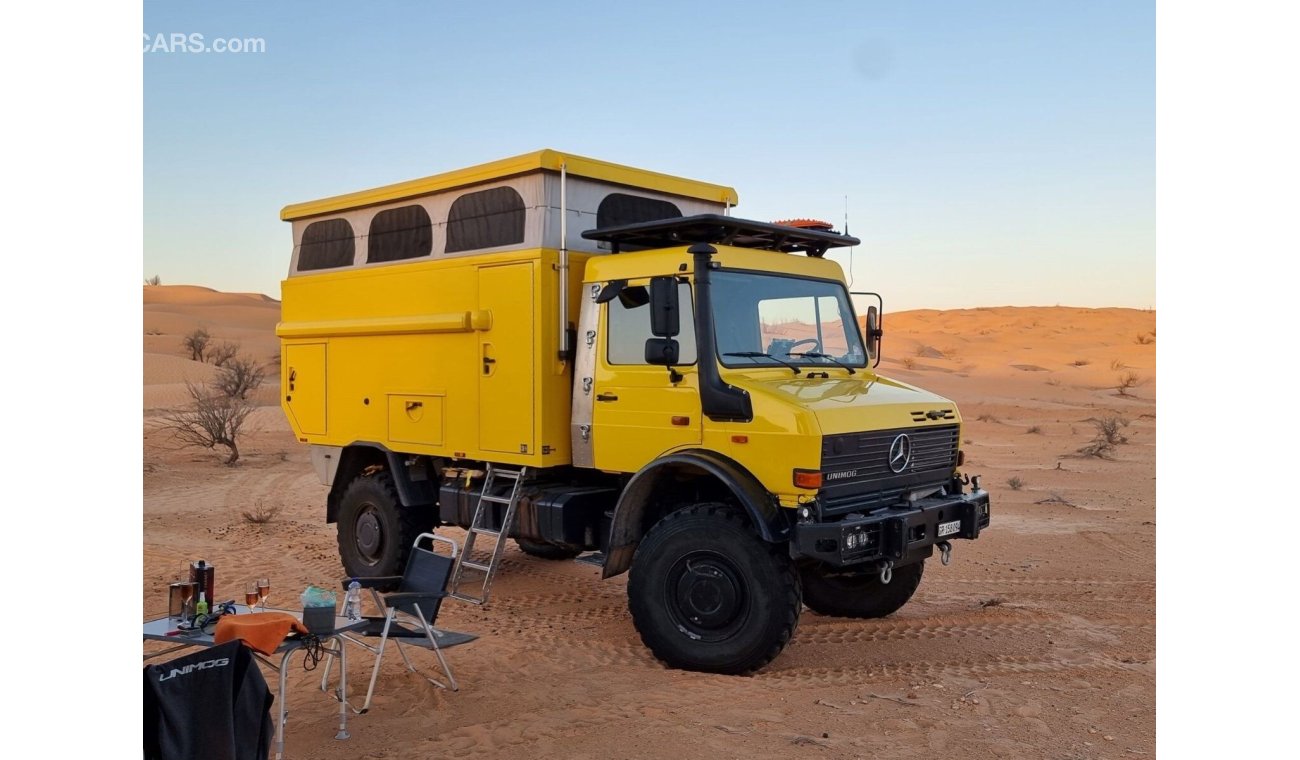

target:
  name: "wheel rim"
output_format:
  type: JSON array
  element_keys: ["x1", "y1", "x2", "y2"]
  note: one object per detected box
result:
[
  {"x1": 354, "y1": 503, "x2": 383, "y2": 565},
  {"x1": 665, "y1": 551, "x2": 750, "y2": 642}
]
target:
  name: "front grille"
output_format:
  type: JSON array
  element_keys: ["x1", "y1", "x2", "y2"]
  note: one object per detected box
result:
[{"x1": 819, "y1": 424, "x2": 959, "y2": 516}]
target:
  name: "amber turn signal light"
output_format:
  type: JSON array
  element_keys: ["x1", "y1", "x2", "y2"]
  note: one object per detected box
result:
[{"x1": 793, "y1": 469, "x2": 822, "y2": 489}]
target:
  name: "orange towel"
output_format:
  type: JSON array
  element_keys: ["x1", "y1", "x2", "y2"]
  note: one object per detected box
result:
[{"x1": 214, "y1": 612, "x2": 311, "y2": 656}]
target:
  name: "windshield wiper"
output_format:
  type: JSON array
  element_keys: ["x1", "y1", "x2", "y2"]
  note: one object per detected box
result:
[
  {"x1": 787, "y1": 351, "x2": 857, "y2": 375},
  {"x1": 722, "y1": 352, "x2": 801, "y2": 375}
]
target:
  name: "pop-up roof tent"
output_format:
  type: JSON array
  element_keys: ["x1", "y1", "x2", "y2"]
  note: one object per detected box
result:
[{"x1": 279, "y1": 150, "x2": 739, "y2": 276}]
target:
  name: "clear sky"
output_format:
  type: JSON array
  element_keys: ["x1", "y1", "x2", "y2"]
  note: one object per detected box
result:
[{"x1": 144, "y1": 0, "x2": 1153, "y2": 311}]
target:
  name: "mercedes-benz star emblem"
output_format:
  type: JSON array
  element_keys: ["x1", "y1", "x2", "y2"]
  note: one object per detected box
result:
[{"x1": 888, "y1": 433, "x2": 913, "y2": 473}]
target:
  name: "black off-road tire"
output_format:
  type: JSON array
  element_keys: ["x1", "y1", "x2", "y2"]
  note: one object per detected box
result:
[
  {"x1": 516, "y1": 538, "x2": 583, "y2": 560},
  {"x1": 336, "y1": 472, "x2": 431, "y2": 586},
  {"x1": 799, "y1": 560, "x2": 924, "y2": 619},
  {"x1": 627, "y1": 504, "x2": 801, "y2": 675}
]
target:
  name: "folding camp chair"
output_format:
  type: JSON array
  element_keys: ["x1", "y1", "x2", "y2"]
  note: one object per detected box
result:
[{"x1": 320, "y1": 532, "x2": 476, "y2": 714}]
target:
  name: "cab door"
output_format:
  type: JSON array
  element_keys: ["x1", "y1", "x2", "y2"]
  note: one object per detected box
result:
[{"x1": 591, "y1": 280, "x2": 701, "y2": 473}]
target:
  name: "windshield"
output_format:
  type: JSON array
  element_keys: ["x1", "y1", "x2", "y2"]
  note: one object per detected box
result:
[{"x1": 711, "y1": 271, "x2": 868, "y2": 368}]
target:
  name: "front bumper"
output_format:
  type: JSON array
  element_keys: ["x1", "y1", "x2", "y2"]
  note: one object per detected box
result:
[{"x1": 792, "y1": 489, "x2": 990, "y2": 568}]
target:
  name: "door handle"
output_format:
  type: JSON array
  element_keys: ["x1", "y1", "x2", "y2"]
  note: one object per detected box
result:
[{"x1": 595, "y1": 393, "x2": 619, "y2": 402}]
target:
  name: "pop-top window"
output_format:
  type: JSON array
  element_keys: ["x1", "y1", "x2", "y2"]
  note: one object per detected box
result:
[
  {"x1": 297, "y1": 219, "x2": 356, "y2": 271},
  {"x1": 445, "y1": 187, "x2": 526, "y2": 253},
  {"x1": 597, "y1": 193, "x2": 682, "y2": 229},
  {"x1": 367, "y1": 205, "x2": 432, "y2": 263}
]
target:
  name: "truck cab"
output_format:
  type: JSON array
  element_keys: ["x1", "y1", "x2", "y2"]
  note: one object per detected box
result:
[{"x1": 278, "y1": 151, "x2": 990, "y2": 674}]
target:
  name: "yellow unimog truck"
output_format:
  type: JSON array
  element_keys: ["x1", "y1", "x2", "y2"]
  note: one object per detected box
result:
[{"x1": 277, "y1": 150, "x2": 990, "y2": 674}]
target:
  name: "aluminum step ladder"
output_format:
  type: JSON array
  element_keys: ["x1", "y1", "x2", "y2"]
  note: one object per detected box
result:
[{"x1": 449, "y1": 464, "x2": 527, "y2": 605}]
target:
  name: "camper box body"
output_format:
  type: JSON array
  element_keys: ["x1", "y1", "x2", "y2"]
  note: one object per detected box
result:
[{"x1": 278, "y1": 151, "x2": 735, "y2": 469}]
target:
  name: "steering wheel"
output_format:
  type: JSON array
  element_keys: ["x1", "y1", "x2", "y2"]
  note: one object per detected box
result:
[{"x1": 787, "y1": 338, "x2": 822, "y2": 354}]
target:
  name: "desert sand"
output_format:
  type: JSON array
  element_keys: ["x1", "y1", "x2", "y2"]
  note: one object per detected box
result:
[{"x1": 144, "y1": 285, "x2": 1155, "y2": 759}]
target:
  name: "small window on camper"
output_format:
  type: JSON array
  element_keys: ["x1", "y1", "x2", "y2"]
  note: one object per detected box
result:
[
  {"x1": 597, "y1": 193, "x2": 682, "y2": 229},
  {"x1": 367, "y1": 205, "x2": 433, "y2": 263},
  {"x1": 607, "y1": 282, "x2": 697, "y2": 365},
  {"x1": 445, "y1": 187, "x2": 526, "y2": 253},
  {"x1": 297, "y1": 219, "x2": 356, "y2": 271}
]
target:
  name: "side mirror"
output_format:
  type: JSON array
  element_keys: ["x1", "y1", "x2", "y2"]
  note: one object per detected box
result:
[
  {"x1": 645, "y1": 337, "x2": 680, "y2": 366},
  {"x1": 865, "y1": 305, "x2": 883, "y2": 363},
  {"x1": 648, "y1": 276, "x2": 679, "y2": 337}
]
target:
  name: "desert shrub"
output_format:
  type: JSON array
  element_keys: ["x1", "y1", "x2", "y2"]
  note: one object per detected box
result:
[
  {"x1": 159, "y1": 381, "x2": 253, "y2": 465},
  {"x1": 1116, "y1": 371, "x2": 1140, "y2": 396},
  {"x1": 1095, "y1": 416, "x2": 1130, "y2": 445},
  {"x1": 1007, "y1": 476, "x2": 1025, "y2": 491},
  {"x1": 976, "y1": 414, "x2": 1000, "y2": 423},
  {"x1": 1070, "y1": 359, "x2": 1090, "y2": 367},
  {"x1": 216, "y1": 356, "x2": 267, "y2": 400},
  {"x1": 1110, "y1": 359, "x2": 1127, "y2": 371},
  {"x1": 1075, "y1": 416, "x2": 1130, "y2": 459},
  {"x1": 145, "y1": 274, "x2": 162, "y2": 286},
  {"x1": 901, "y1": 357, "x2": 917, "y2": 369},
  {"x1": 182, "y1": 328, "x2": 210, "y2": 362},
  {"x1": 241, "y1": 500, "x2": 282, "y2": 524},
  {"x1": 207, "y1": 341, "x2": 239, "y2": 367},
  {"x1": 1135, "y1": 332, "x2": 1154, "y2": 345},
  {"x1": 1025, "y1": 426, "x2": 1042, "y2": 434}
]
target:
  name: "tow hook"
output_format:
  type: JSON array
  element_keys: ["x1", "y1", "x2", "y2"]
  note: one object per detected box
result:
[
  {"x1": 938, "y1": 541, "x2": 953, "y2": 566},
  {"x1": 878, "y1": 560, "x2": 894, "y2": 584}
]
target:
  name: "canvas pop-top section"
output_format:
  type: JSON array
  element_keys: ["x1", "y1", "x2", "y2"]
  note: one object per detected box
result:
[{"x1": 280, "y1": 150, "x2": 738, "y2": 277}]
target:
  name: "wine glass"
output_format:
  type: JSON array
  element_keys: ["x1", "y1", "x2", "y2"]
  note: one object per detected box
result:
[
  {"x1": 257, "y1": 578, "x2": 271, "y2": 611},
  {"x1": 245, "y1": 581, "x2": 261, "y2": 612}
]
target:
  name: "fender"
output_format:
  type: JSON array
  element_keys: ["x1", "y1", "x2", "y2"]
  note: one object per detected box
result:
[
  {"x1": 326, "y1": 443, "x2": 439, "y2": 523},
  {"x1": 602, "y1": 449, "x2": 792, "y2": 578}
]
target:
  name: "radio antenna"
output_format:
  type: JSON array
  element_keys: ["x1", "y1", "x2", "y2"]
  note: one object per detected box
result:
[{"x1": 844, "y1": 194, "x2": 855, "y2": 289}]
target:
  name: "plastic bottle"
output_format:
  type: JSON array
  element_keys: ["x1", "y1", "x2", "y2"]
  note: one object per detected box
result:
[
  {"x1": 343, "y1": 579, "x2": 361, "y2": 621},
  {"x1": 195, "y1": 592, "x2": 209, "y2": 619}
]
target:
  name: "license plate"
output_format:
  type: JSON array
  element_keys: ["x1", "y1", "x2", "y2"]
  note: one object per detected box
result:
[{"x1": 937, "y1": 520, "x2": 961, "y2": 537}]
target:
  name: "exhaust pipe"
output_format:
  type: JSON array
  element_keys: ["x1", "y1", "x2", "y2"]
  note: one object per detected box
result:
[{"x1": 558, "y1": 162, "x2": 569, "y2": 361}]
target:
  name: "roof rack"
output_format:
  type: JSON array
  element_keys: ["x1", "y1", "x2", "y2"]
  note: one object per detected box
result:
[{"x1": 581, "y1": 214, "x2": 859, "y2": 258}]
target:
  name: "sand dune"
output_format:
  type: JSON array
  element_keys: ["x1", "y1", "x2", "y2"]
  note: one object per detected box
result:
[
  {"x1": 144, "y1": 284, "x2": 278, "y2": 306},
  {"x1": 144, "y1": 286, "x2": 1155, "y2": 759}
]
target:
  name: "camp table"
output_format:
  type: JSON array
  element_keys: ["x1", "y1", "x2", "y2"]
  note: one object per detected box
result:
[{"x1": 143, "y1": 604, "x2": 366, "y2": 759}]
